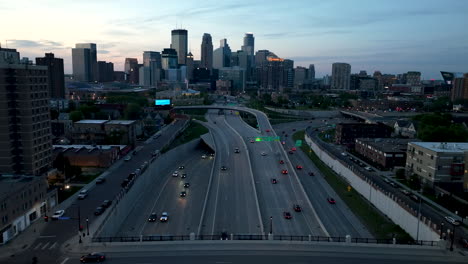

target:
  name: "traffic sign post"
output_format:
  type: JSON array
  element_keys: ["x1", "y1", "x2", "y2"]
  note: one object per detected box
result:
[{"x1": 295, "y1": 140, "x2": 302, "y2": 147}]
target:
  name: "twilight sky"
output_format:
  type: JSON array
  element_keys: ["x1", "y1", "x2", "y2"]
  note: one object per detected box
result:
[{"x1": 1, "y1": 0, "x2": 467, "y2": 79}]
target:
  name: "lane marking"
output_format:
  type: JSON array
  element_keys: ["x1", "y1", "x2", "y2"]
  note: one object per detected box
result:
[
  {"x1": 49, "y1": 241, "x2": 57, "y2": 249},
  {"x1": 33, "y1": 243, "x2": 42, "y2": 250},
  {"x1": 41, "y1": 241, "x2": 50, "y2": 250},
  {"x1": 39, "y1": 235, "x2": 56, "y2": 238},
  {"x1": 60, "y1": 257, "x2": 69, "y2": 264}
]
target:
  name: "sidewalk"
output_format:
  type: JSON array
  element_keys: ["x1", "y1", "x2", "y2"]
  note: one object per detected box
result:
[{"x1": 0, "y1": 217, "x2": 48, "y2": 258}]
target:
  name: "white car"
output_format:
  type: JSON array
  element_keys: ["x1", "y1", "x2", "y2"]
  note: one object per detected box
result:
[
  {"x1": 124, "y1": 155, "x2": 132, "y2": 161},
  {"x1": 364, "y1": 167, "x2": 373, "y2": 172},
  {"x1": 172, "y1": 171, "x2": 179, "y2": 177},
  {"x1": 261, "y1": 152, "x2": 267, "y2": 156},
  {"x1": 445, "y1": 216, "x2": 461, "y2": 226},
  {"x1": 51, "y1": 210, "x2": 65, "y2": 220},
  {"x1": 160, "y1": 212, "x2": 168, "y2": 222},
  {"x1": 77, "y1": 189, "x2": 88, "y2": 200},
  {"x1": 201, "y1": 154, "x2": 207, "y2": 159}
]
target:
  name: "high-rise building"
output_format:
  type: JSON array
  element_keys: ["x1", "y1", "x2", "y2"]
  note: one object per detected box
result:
[
  {"x1": 73, "y1": 43, "x2": 97, "y2": 82},
  {"x1": 0, "y1": 48, "x2": 52, "y2": 175},
  {"x1": 294, "y1": 66, "x2": 308, "y2": 87},
  {"x1": 406, "y1": 71, "x2": 421, "y2": 86},
  {"x1": 161, "y1": 48, "x2": 178, "y2": 70},
  {"x1": 309, "y1": 64, "x2": 315, "y2": 80},
  {"x1": 257, "y1": 56, "x2": 294, "y2": 91},
  {"x1": 35, "y1": 53, "x2": 66, "y2": 99},
  {"x1": 0, "y1": 47, "x2": 20, "y2": 64},
  {"x1": 97, "y1": 61, "x2": 114, "y2": 82},
  {"x1": 143, "y1": 51, "x2": 161, "y2": 68},
  {"x1": 213, "y1": 39, "x2": 232, "y2": 69},
  {"x1": 186, "y1": 52, "x2": 194, "y2": 81},
  {"x1": 171, "y1": 29, "x2": 188, "y2": 65},
  {"x1": 124, "y1": 58, "x2": 139, "y2": 84},
  {"x1": 219, "y1": 66, "x2": 245, "y2": 93},
  {"x1": 241, "y1": 33, "x2": 255, "y2": 59},
  {"x1": 331, "y1": 62, "x2": 351, "y2": 90},
  {"x1": 201, "y1": 33, "x2": 213, "y2": 70},
  {"x1": 255, "y1": 50, "x2": 274, "y2": 67},
  {"x1": 451, "y1": 73, "x2": 468, "y2": 101},
  {"x1": 142, "y1": 51, "x2": 162, "y2": 86}
]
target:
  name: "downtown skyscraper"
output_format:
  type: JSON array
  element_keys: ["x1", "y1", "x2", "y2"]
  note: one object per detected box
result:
[
  {"x1": 331, "y1": 62, "x2": 351, "y2": 90},
  {"x1": 171, "y1": 29, "x2": 188, "y2": 65},
  {"x1": 36, "y1": 53, "x2": 66, "y2": 99},
  {"x1": 213, "y1": 39, "x2": 231, "y2": 69},
  {"x1": 201, "y1": 33, "x2": 213, "y2": 70},
  {"x1": 72, "y1": 43, "x2": 97, "y2": 82}
]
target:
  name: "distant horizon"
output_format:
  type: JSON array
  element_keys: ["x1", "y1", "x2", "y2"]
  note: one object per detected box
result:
[{"x1": 1, "y1": 0, "x2": 467, "y2": 79}]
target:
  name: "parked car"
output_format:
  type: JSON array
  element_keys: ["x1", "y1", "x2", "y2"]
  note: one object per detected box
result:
[
  {"x1": 51, "y1": 210, "x2": 65, "y2": 220},
  {"x1": 124, "y1": 155, "x2": 132, "y2": 161},
  {"x1": 94, "y1": 207, "x2": 104, "y2": 216},
  {"x1": 101, "y1": 200, "x2": 112, "y2": 208},
  {"x1": 445, "y1": 216, "x2": 461, "y2": 226},
  {"x1": 95, "y1": 177, "x2": 105, "y2": 184}
]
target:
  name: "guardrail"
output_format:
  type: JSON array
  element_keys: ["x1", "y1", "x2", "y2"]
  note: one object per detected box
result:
[{"x1": 91, "y1": 234, "x2": 439, "y2": 246}]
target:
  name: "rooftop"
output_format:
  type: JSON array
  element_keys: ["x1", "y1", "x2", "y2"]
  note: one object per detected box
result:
[
  {"x1": 410, "y1": 142, "x2": 468, "y2": 153},
  {"x1": 53, "y1": 144, "x2": 126, "y2": 150},
  {"x1": 106, "y1": 120, "x2": 136, "y2": 125},
  {"x1": 356, "y1": 138, "x2": 416, "y2": 153},
  {"x1": 0, "y1": 175, "x2": 44, "y2": 199},
  {"x1": 75, "y1": 119, "x2": 108, "y2": 124}
]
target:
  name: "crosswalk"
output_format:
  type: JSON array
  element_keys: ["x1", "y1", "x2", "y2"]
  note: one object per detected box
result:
[{"x1": 31, "y1": 241, "x2": 58, "y2": 251}]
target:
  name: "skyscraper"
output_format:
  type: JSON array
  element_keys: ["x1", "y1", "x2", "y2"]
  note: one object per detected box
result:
[
  {"x1": 201, "y1": 33, "x2": 213, "y2": 70},
  {"x1": 171, "y1": 29, "x2": 188, "y2": 65},
  {"x1": 97, "y1": 61, "x2": 114, "y2": 82},
  {"x1": 331, "y1": 62, "x2": 351, "y2": 90},
  {"x1": 143, "y1": 51, "x2": 161, "y2": 68},
  {"x1": 213, "y1": 39, "x2": 231, "y2": 69},
  {"x1": 73, "y1": 43, "x2": 97, "y2": 82},
  {"x1": 241, "y1": 33, "x2": 255, "y2": 58},
  {"x1": 308, "y1": 64, "x2": 315, "y2": 80},
  {"x1": 36, "y1": 53, "x2": 66, "y2": 99},
  {"x1": 451, "y1": 73, "x2": 468, "y2": 101},
  {"x1": 161, "y1": 48, "x2": 178, "y2": 70},
  {"x1": 186, "y1": 52, "x2": 194, "y2": 81},
  {"x1": 0, "y1": 48, "x2": 52, "y2": 176},
  {"x1": 142, "y1": 51, "x2": 162, "y2": 86},
  {"x1": 124, "y1": 58, "x2": 139, "y2": 84}
]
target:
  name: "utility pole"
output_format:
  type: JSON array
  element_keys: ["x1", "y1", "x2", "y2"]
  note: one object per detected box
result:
[
  {"x1": 416, "y1": 197, "x2": 422, "y2": 241},
  {"x1": 269, "y1": 216, "x2": 273, "y2": 234}
]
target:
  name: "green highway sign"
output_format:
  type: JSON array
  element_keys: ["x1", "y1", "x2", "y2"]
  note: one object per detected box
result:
[{"x1": 295, "y1": 140, "x2": 302, "y2": 147}]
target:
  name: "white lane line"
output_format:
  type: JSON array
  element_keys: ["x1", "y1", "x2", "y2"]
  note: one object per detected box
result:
[
  {"x1": 38, "y1": 235, "x2": 56, "y2": 238},
  {"x1": 49, "y1": 241, "x2": 57, "y2": 249},
  {"x1": 33, "y1": 243, "x2": 42, "y2": 250},
  {"x1": 41, "y1": 241, "x2": 50, "y2": 250},
  {"x1": 60, "y1": 257, "x2": 69, "y2": 264}
]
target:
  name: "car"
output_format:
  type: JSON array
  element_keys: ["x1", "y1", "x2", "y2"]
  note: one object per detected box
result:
[
  {"x1": 180, "y1": 191, "x2": 187, "y2": 197},
  {"x1": 308, "y1": 172, "x2": 315, "y2": 176},
  {"x1": 281, "y1": 169, "x2": 288, "y2": 174},
  {"x1": 296, "y1": 165, "x2": 303, "y2": 170},
  {"x1": 181, "y1": 173, "x2": 187, "y2": 178},
  {"x1": 101, "y1": 200, "x2": 112, "y2": 208},
  {"x1": 250, "y1": 139, "x2": 255, "y2": 143},
  {"x1": 184, "y1": 182, "x2": 190, "y2": 188},
  {"x1": 221, "y1": 166, "x2": 227, "y2": 171},
  {"x1": 288, "y1": 150, "x2": 294, "y2": 154},
  {"x1": 234, "y1": 148, "x2": 240, "y2": 153},
  {"x1": 293, "y1": 205, "x2": 302, "y2": 212},
  {"x1": 148, "y1": 212, "x2": 157, "y2": 222},
  {"x1": 359, "y1": 162, "x2": 366, "y2": 167},
  {"x1": 291, "y1": 147, "x2": 297, "y2": 151},
  {"x1": 327, "y1": 198, "x2": 336, "y2": 204},
  {"x1": 179, "y1": 165, "x2": 185, "y2": 170},
  {"x1": 279, "y1": 160, "x2": 284, "y2": 164},
  {"x1": 201, "y1": 154, "x2": 207, "y2": 159},
  {"x1": 172, "y1": 171, "x2": 179, "y2": 177},
  {"x1": 121, "y1": 179, "x2": 130, "y2": 188},
  {"x1": 292, "y1": 128, "x2": 296, "y2": 131},
  {"x1": 389, "y1": 182, "x2": 398, "y2": 188},
  {"x1": 51, "y1": 210, "x2": 65, "y2": 220},
  {"x1": 271, "y1": 178, "x2": 278, "y2": 184},
  {"x1": 285, "y1": 134, "x2": 288, "y2": 137},
  {"x1": 261, "y1": 152, "x2": 267, "y2": 156},
  {"x1": 384, "y1": 179, "x2": 391, "y2": 184},
  {"x1": 364, "y1": 166, "x2": 374, "y2": 172},
  {"x1": 95, "y1": 177, "x2": 105, "y2": 184},
  {"x1": 445, "y1": 216, "x2": 461, "y2": 226},
  {"x1": 94, "y1": 207, "x2": 104, "y2": 216},
  {"x1": 281, "y1": 141, "x2": 286, "y2": 145},
  {"x1": 132, "y1": 150, "x2": 138, "y2": 155},
  {"x1": 160, "y1": 212, "x2": 168, "y2": 222},
  {"x1": 80, "y1": 252, "x2": 106, "y2": 263},
  {"x1": 77, "y1": 189, "x2": 88, "y2": 200},
  {"x1": 283, "y1": 211, "x2": 292, "y2": 219},
  {"x1": 210, "y1": 153, "x2": 215, "y2": 157},
  {"x1": 124, "y1": 155, "x2": 132, "y2": 161},
  {"x1": 410, "y1": 194, "x2": 419, "y2": 202},
  {"x1": 401, "y1": 189, "x2": 410, "y2": 195},
  {"x1": 266, "y1": 129, "x2": 270, "y2": 132},
  {"x1": 341, "y1": 152, "x2": 347, "y2": 157},
  {"x1": 151, "y1": 150, "x2": 160, "y2": 157}
]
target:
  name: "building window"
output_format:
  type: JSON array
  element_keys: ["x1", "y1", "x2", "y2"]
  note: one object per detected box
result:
[{"x1": 2, "y1": 215, "x2": 8, "y2": 224}]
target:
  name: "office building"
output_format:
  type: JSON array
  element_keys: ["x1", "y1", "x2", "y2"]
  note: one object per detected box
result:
[
  {"x1": 200, "y1": 33, "x2": 213, "y2": 70},
  {"x1": 72, "y1": 43, "x2": 97, "y2": 82},
  {"x1": 161, "y1": 48, "x2": 178, "y2": 70},
  {"x1": 335, "y1": 123, "x2": 392, "y2": 147},
  {"x1": 294, "y1": 66, "x2": 309, "y2": 87},
  {"x1": 35, "y1": 53, "x2": 66, "y2": 99},
  {"x1": 406, "y1": 142, "x2": 468, "y2": 192},
  {"x1": 0, "y1": 60, "x2": 52, "y2": 176},
  {"x1": 241, "y1": 33, "x2": 255, "y2": 64},
  {"x1": 257, "y1": 56, "x2": 291, "y2": 91},
  {"x1": 355, "y1": 138, "x2": 414, "y2": 169},
  {"x1": 406, "y1": 71, "x2": 421, "y2": 86},
  {"x1": 171, "y1": 29, "x2": 188, "y2": 65},
  {"x1": 213, "y1": 39, "x2": 232, "y2": 69},
  {"x1": 309, "y1": 64, "x2": 315, "y2": 80},
  {"x1": 451, "y1": 73, "x2": 468, "y2": 101},
  {"x1": 0, "y1": 47, "x2": 20, "y2": 64},
  {"x1": 143, "y1": 51, "x2": 161, "y2": 68},
  {"x1": 124, "y1": 58, "x2": 139, "y2": 84},
  {"x1": 331, "y1": 63, "x2": 351, "y2": 90},
  {"x1": 219, "y1": 66, "x2": 245, "y2": 93},
  {"x1": 97, "y1": 61, "x2": 114, "y2": 82},
  {"x1": 142, "y1": 51, "x2": 162, "y2": 86},
  {"x1": 186, "y1": 52, "x2": 194, "y2": 81},
  {"x1": 255, "y1": 50, "x2": 275, "y2": 67}
]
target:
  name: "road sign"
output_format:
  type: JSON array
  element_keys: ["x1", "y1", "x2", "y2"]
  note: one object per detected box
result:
[
  {"x1": 295, "y1": 140, "x2": 302, "y2": 147},
  {"x1": 347, "y1": 186, "x2": 352, "y2": 192}
]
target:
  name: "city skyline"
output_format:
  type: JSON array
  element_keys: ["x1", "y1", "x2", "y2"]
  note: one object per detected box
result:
[{"x1": 1, "y1": 0, "x2": 467, "y2": 79}]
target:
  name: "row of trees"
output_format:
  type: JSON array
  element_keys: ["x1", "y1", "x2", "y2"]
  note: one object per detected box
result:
[{"x1": 413, "y1": 113, "x2": 468, "y2": 142}]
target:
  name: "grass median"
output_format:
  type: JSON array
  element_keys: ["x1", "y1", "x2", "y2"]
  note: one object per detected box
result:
[
  {"x1": 161, "y1": 121, "x2": 209, "y2": 153},
  {"x1": 293, "y1": 130, "x2": 412, "y2": 241}
]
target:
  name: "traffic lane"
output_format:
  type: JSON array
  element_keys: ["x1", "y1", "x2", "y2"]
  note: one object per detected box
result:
[
  {"x1": 227, "y1": 115, "x2": 322, "y2": 236},
  {"x1": 216, "y1": 116, "x2": 262, "y2": 234},
  {"x1": 142, "y1": 149, "x2": 212, "y2": 235},
  {"x1": 116, "y1": 142, "x2": 207, "y2": 236},
  {"x1": 284, "y1": 137, "x2": 371, "y2": 238}
]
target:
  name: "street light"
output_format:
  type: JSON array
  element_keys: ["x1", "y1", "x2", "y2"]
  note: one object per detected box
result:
[
  {"x1": 269, "y1": 216, "x2": 273, "y2": 234},
  {"x1": 450, "y1": 224, "x2": 456, "y2": 251},
  {"x1": 440, "y1": 222, "x2": 444, "y2": 239},
  {"x1": 86, "y1": 218, "x2": 89, "y2": 236}
]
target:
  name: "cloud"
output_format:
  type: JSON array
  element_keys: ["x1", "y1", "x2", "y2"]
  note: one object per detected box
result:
[
  {"x1": 7, "y1": 39, "x2": 65, "y2": 49},
  {"x1": 101, "y1": 29, "x2": 137, "y2": 36},
  {"x1": 97, "y1": 50, "x2": 110, "y2": 54}
]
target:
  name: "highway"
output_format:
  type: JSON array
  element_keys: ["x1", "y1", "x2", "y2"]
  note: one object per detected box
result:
[{"x1": 223, "y1": 111, "x2": 327, "y2": 236}]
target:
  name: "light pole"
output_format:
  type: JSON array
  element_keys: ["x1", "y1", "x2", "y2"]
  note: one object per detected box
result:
[
  {"x1": 450, "y1": 224, "x2": 456, "y2": 251},
  {"x1": 86, "y1": 218, "x2": 89, "y2": 236},
  {"x1": 269, "y1": 216, "x2": 273, "y2": 234},
  {"x1": 440, "y1": 222, "x2": 444, "y2": 239},
  {"x1": 416, "y1": 197, "x2": 422, "y2": 241}
]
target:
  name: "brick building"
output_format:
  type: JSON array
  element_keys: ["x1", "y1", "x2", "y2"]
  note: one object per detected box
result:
[
  {"x1": 335, "y1": 123, "x2": 392, "y2": 148},
  {"x1": 355, "y1": 138, "x2": 415, "y2": 169}
]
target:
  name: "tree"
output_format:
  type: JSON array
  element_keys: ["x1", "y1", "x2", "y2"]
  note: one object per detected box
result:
[
  {"x1": 395, "y1": 169, "x2": 406, "y2": 180},
  {"x1": 124, "y1": 103, "x2": 141, "y2": 120},
  {"x1": 69, "y1": 111, "x2": 84, "y2": 122}
]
